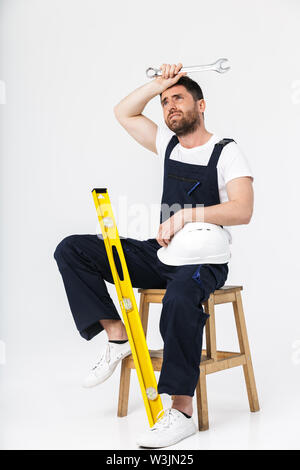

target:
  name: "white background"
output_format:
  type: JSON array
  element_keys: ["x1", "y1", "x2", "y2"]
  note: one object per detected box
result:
[{"x1": 1, "y1": 0, "x2": 300, "y2": 450}]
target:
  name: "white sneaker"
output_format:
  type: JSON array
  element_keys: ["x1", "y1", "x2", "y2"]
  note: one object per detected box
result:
[
  {"x1": 82, "y1": 340, "x2": 131, "y2": 388},
  {"x1": 136, "y1": 408, "x2": 197, "y2": 448}
]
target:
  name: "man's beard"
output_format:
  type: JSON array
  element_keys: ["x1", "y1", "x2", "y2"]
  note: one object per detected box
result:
[{"x1": 166, "y1": 106, "x2": 201, "y2": 137}]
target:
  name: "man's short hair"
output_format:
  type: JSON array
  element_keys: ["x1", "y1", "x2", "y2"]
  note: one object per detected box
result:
[{"x1": 160, "y1": 76, "x2": 204, "y2": 102}]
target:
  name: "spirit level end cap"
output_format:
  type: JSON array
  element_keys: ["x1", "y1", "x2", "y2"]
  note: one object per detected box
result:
[{"x1": 92, "y1": 188, "x2": 107, "y2": 193}]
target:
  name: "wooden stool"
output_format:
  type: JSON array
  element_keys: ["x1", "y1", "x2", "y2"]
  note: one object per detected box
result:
[{"x1": 117, "y1": 285, "x2": 260, "y2": 430}]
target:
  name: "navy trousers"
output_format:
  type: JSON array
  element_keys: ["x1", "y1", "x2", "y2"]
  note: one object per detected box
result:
[{"x1": 54, "y1": 234, "x2": 228, "y2": 396}]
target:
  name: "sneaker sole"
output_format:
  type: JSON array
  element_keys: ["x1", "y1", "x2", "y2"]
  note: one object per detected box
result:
[{"x1": 136, "y1": 426, "x2": 197, "y2": 448}]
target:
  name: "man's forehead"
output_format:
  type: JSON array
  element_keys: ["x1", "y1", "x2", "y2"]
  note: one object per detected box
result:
[{"x1": 161, "y1": 85, "x2": 187, "y2": 100}]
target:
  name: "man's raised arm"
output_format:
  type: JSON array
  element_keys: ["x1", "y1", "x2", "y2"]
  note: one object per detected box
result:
[{"x1": 113, "y1": 63, "x2": 186, "y2": 154}]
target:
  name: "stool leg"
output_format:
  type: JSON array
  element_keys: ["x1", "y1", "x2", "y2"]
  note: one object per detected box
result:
[
  {"x1": 139, "y1": 293, "x2": 150, "y2": 337},
  {"x1": 117, "y1": 359, "x2": 131, "y2": 417},
  {"x1": 196, "y1": 366, "x2": 209, "y2": 431},
  {"x1": 233, "y1": 291, "x2": 260, "y2": 412},
  {"x1": 205, "y1": 295, "x2": 217, "y2": 361}
]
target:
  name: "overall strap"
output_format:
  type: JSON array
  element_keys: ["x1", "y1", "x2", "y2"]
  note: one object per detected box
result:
[
  {"x1": 165, "y1": 135, "x2": 179, "y2": 161},
  {"x1": 207, "y1": 138, "x2": 236, "y2": 169}
]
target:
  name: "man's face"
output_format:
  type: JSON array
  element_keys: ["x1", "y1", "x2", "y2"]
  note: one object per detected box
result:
[{"x1": 161, "y1": 85, "x2": 203, "y2": 137}]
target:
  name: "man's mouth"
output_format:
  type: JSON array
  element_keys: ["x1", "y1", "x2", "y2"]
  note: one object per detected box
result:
[{"x1": 169, "y1": 113, "x2": 181, "y2": 120}]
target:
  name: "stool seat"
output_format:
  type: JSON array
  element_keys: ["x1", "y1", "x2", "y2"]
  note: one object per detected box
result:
[
  {"x1": 138, "y1": 285, "x2": 242, "y2": 295},
  {"x1": 118, "y1": 285, "x2": 259, "y2": 430}
]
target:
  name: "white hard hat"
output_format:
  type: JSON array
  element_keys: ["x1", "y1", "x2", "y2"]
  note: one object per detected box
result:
[{"x1": 157, "y1": 222, "x2": 231, "y2": 266}]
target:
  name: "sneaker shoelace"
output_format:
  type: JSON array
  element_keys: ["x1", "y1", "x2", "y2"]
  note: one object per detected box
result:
[
  {"x1": 92, "y1": 343, "x2": 111, "y2": 370},
  {"x1": 151, "y1": 408, "x2": 177, "y2": 431},
  {"x1": 92, "y1": 342, "x2": 129, "y2": 371}
]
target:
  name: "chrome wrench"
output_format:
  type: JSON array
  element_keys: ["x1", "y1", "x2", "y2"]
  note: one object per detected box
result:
[{"x1": 146, "y1": 58, "x2": 230, "y2": 79}]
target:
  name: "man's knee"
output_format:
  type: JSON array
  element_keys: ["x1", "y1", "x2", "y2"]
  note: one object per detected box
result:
[
  {"x1": 53, "y1": 234, "x2": 78, "y2": 263},
  {"x1": 163, "y1": 279, "x2": 205, "y2": 307}
]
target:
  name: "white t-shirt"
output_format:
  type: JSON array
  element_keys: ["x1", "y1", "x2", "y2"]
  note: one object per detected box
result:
[{"x1": 155, "y1": 125, "x2": 254, "y2": 243}]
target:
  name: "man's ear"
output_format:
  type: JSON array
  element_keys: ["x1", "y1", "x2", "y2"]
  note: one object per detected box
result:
[{"x1": 198, "y1": 99, "x2": 206, "y2": 113}]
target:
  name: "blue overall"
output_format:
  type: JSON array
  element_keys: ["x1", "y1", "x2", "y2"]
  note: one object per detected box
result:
[{"x1": 54, "y1": 135, "x2": 233, "y2": 397}]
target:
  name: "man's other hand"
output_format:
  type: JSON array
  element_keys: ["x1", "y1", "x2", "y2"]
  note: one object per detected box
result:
[{"x1": 156, "y1": 209, "x2": 185, "y2": 247}]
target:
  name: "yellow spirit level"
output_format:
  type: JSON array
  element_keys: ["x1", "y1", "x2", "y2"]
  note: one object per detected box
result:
[{"x1": 91, "y1": 188, "x2": 163, "y2": 427}]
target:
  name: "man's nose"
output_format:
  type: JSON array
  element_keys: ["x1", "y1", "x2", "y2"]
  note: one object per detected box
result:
[{"x1": 168, "y1": 104, "x2": 178, "y2": 114}]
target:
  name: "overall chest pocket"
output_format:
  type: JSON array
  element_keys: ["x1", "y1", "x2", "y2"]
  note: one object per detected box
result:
[{"x1": 168, "y1": 173, "x2": 202, "y2": 196}]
